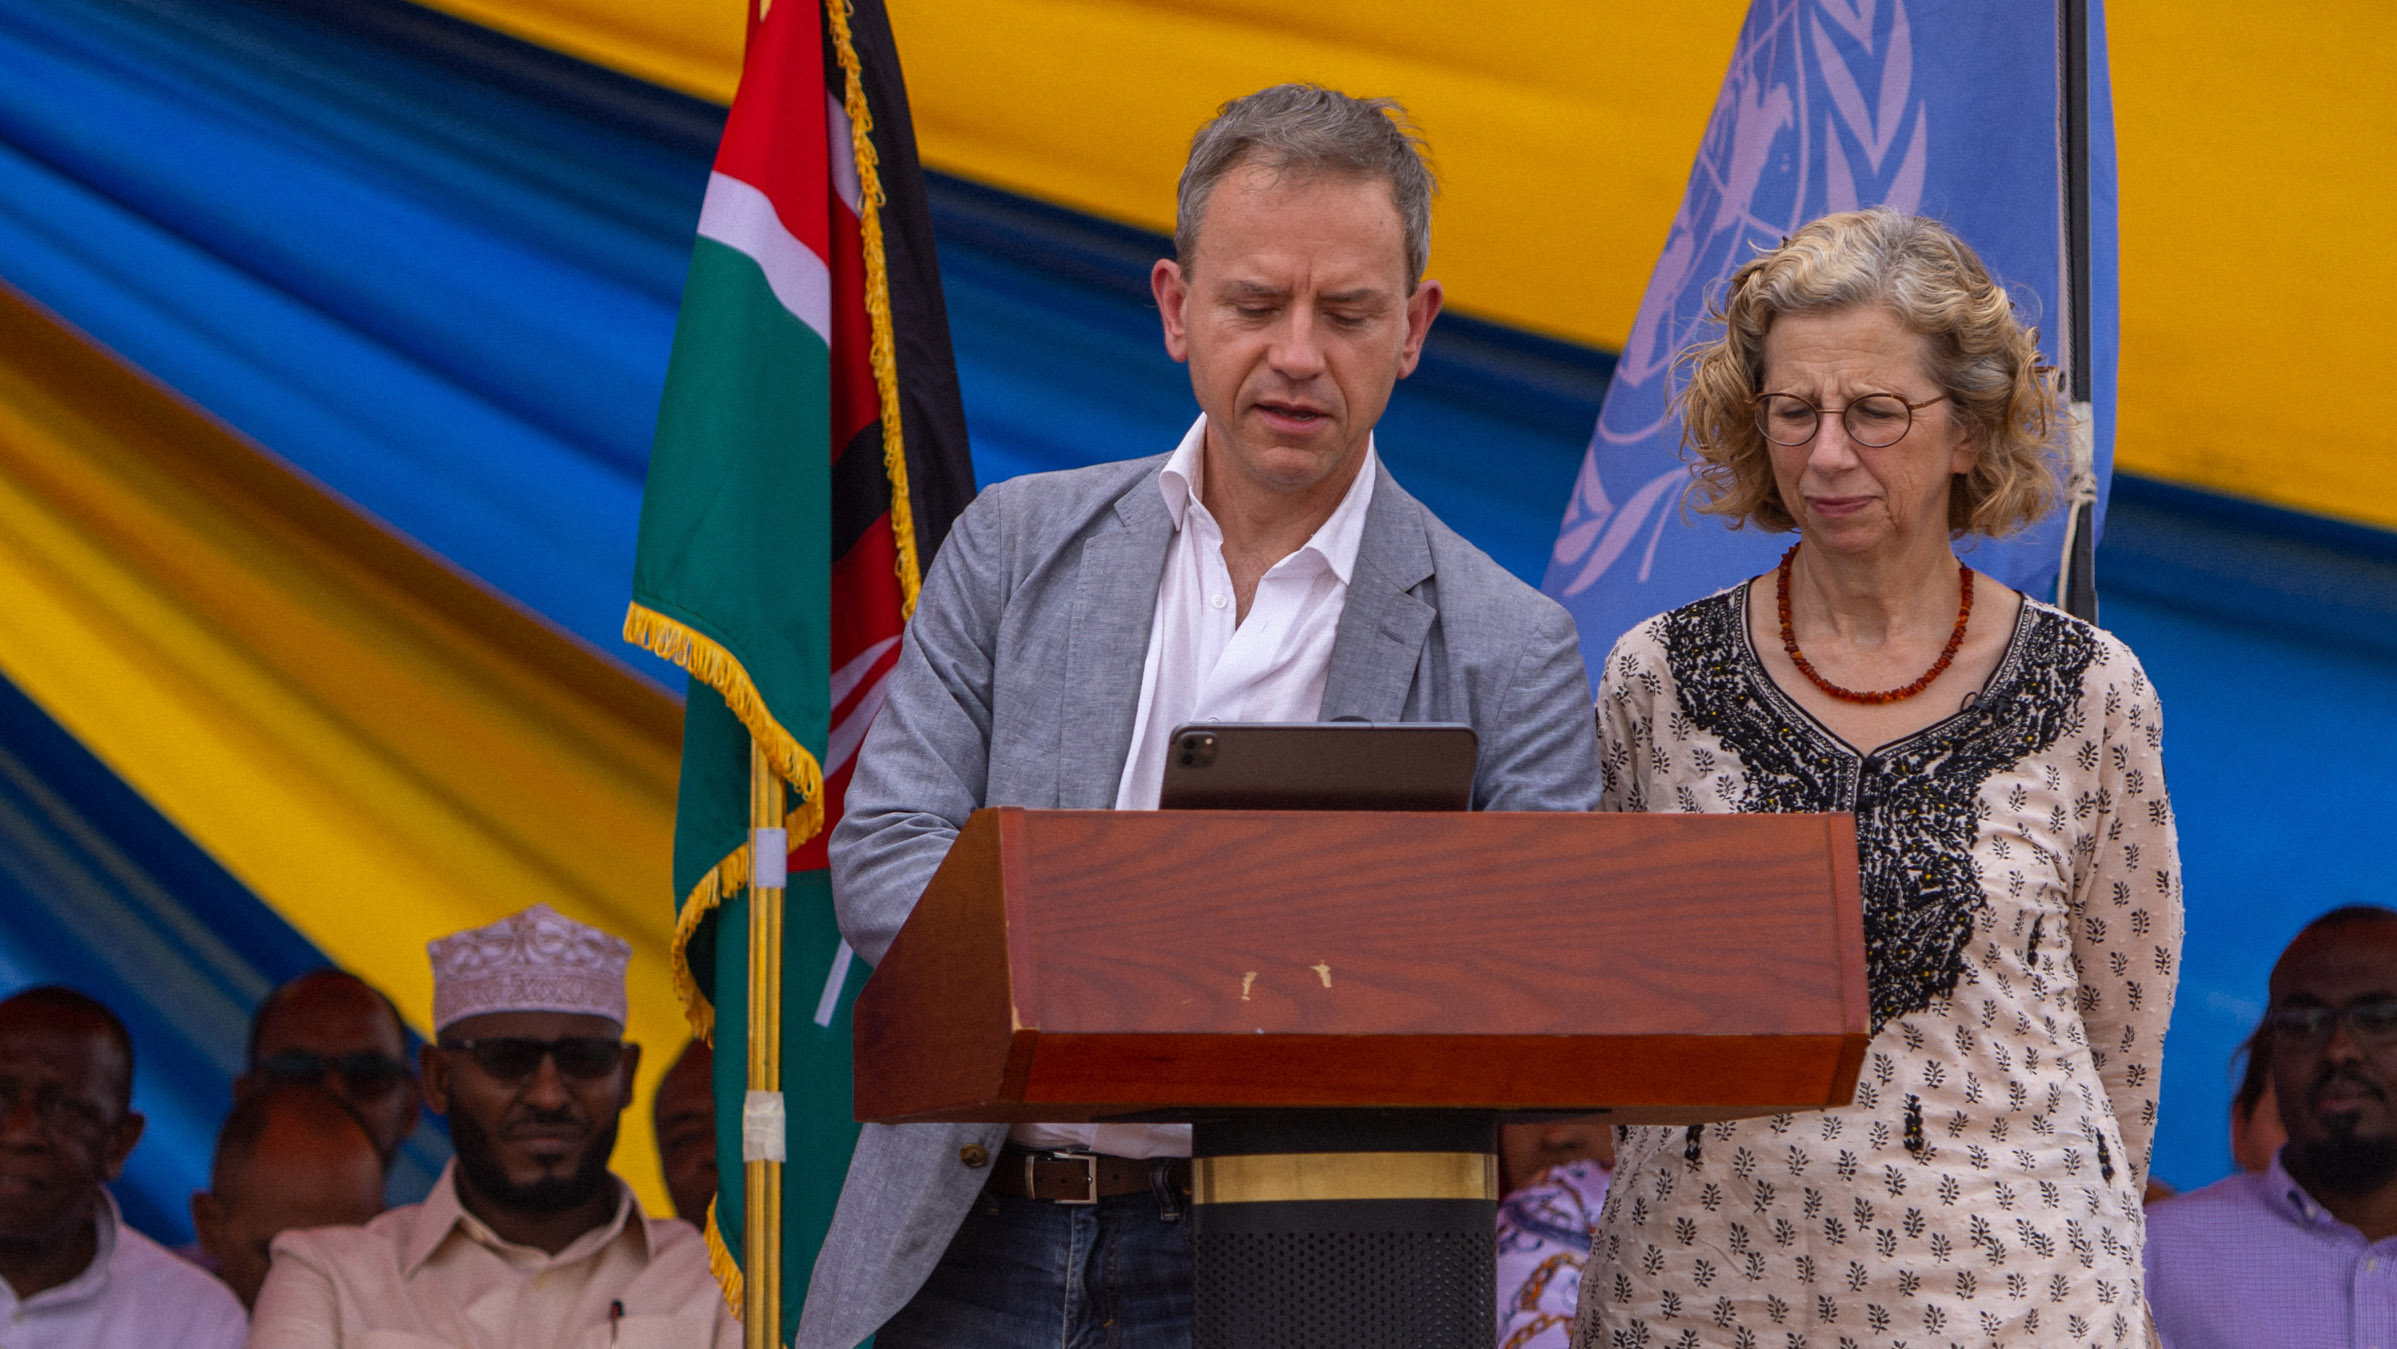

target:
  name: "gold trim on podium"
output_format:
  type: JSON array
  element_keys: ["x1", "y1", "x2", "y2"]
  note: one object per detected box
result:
[{"x1": 1192, "y1": 1152, "x2": 1499, "y2": 1205}]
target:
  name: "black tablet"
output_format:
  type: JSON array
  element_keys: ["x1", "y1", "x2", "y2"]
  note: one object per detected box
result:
[{"x1": 1156, "y1": 722, "x2": 1478, "y2": 811}]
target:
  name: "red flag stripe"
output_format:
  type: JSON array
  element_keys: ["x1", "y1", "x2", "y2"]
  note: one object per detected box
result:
[{"x1": 714, "y1": 0, "x2": 832, "y2": 269}]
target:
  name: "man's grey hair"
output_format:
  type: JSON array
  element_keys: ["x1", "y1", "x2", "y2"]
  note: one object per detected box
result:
[{"x1": 1174, "y1": 83, "x2": 1437, "y2": 288}]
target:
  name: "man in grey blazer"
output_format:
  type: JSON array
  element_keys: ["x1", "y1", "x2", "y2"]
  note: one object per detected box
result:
[{"x1": 805, "y1": 83, "x2": 1602, "y2": 1349}]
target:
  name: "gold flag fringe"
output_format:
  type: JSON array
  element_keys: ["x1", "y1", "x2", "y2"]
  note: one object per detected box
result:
[
  {"x1": 625, "y1": 603, "x2": 828, "y2": 814},
  {"x1": 662, "y1": 797, "x2": 812, "y2": 1046},
  {"x1": 706, "y1": 1195, "x2": 744, "y2": 1321},
  {"x1": 626, "y1": 598, "x2": 827, "y2": 1321},
  {"x1": 829, "y1": 0, "x2": 925, "y2": 617},
  {"x1": 666, "y1": 835, "x2": 743, "y2": 1045}
]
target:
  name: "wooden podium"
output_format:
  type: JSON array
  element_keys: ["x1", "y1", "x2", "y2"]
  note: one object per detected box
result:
[{"x1": 856, "y1": 808, "x2": 1867, "y2": 1346}]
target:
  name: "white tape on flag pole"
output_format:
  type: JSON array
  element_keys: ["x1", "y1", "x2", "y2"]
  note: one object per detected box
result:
[
  {"x1": 752, "y1": 827, "x2": 787, "y2": 887},
  {"x1": 743, "y1": 1090, "x2": 787, "y2": 1163}
]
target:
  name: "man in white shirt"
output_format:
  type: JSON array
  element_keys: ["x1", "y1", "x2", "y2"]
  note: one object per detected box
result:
[
  {"x1": 248, "y1": 904, "x2": 738, "y2": 1348},
  {"x1": 0, "y1": 985, "x2": 247, "y2": 1349},
  {"x1": 807, "y1": 83, "x2": 1603, "y2": 1349}
]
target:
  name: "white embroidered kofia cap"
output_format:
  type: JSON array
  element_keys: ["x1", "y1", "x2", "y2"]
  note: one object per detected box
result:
[{"x1": 428, "y1": 903, "x2": 631, "y2": 1032}]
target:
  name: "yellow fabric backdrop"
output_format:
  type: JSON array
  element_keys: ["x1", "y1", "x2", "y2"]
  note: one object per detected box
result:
[
  {"x1": 0, "y1": 288, "x2": 685, "y2": 1216},
  {"x1": 2107, "y1": 5, "x2": 2397, "y2": 529},
  {"x1": 425, "y1": 0, "x2": 745, "y2": 104},
  {"x1": 415, "y1": 0, "x2": 2397, "y2": 531}
]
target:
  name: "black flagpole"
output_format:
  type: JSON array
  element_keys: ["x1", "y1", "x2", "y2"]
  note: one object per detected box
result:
[{"x1": 2057, "y1": 0, "x2": 2100, "y2": 622}]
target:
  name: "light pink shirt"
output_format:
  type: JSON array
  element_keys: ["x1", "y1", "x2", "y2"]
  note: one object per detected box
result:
[
  {"x1": 247, "y1": 1163, "x2": 737, "y2": 1349},
  {"x1": 1013, "y1": 413, "x2": 1377, "y2": 1160},
  {"x1": 0, "y1": 1189, "x2": 246, "y2": 1349}
]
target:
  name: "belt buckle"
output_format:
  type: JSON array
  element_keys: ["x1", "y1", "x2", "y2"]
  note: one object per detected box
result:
[{"x1": 1035, "y1": 1149, "x2": 1100, "y2": 1205}]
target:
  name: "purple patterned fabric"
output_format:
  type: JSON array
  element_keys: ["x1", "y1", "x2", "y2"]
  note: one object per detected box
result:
[
  {"x1": 1496, "y1": 1160, "x2": 1610, "y2": 1349},
  {"x1": 2146, "y1": 1151, "x2": 2397, "y2": 1348}
]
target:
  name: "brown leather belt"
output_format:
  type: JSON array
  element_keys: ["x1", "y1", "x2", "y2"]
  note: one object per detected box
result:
[{"x1": 988, "y1": 1146, "x2": 1192, "y2": 1204}]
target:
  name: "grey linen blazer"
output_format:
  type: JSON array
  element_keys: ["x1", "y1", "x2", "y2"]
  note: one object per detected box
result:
[{"x1": 799, "y1": 452, "x2": 1602, "y2": 1348}]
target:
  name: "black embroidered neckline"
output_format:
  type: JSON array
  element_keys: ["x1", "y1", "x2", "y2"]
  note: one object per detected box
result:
[
  {"x1": 1655, "y1": 586, "x2": 2097, "y2": 1031},
  {"x1": 1731, "y1": 578, "x2": 2035, "y2": 763}
]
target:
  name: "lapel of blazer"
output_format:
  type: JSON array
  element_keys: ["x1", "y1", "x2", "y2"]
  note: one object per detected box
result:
[
  {"x1": 1321, "y1": 464, "x2": 1436, "y2": 721},
  {"x1": 1054, "y1": 475, "x2": 1175, "y2": 807}
]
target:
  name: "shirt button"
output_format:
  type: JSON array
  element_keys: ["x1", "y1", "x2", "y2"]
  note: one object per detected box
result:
[
  {"x1": 959, "y1": 1145, "x2": 989, "y2": 1168},
  {"x1": 1209, "y1": 594, "x2": 1226, "y2": 609}
]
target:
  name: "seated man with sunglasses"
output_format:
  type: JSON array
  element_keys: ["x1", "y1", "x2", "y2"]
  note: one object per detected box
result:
[
  {"x1": 239, "y1": 969, "x2": 422, "y2": 1189},
  {"x1": 2146, "y1": 904, "x2": 2397, "y2": 1348},
  {"x1": 248, "y1": 904, "x2": 738, "y2": 1348}
]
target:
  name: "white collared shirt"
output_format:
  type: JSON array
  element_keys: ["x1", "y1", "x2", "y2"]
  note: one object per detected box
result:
[
  {"x1": 1013, "y1": 413, "x2": 1378, "y2": 1160},
  {"x1": 248, "y1": 1162, "x2": 736, "y2": 1349},
  {"x1": 0, "y1": 1188, "x2": 246, "y2": 1349}
]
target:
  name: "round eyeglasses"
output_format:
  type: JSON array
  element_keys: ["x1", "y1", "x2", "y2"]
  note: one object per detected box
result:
[{"x1": 1750, "y1": 392, "x2": 1951, "y2": 448}]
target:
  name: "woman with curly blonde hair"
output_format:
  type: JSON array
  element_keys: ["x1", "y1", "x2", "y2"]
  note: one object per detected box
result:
[{"x1": 1574, "y1": 209, "x2": 2182, "y2": 1349}]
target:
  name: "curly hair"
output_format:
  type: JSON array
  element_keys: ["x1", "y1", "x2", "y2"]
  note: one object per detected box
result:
[{"x1": 1676, "y1": 209, "x2": 2064, "y2": 537}]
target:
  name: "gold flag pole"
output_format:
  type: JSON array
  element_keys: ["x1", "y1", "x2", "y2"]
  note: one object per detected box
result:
[{"x1": 744, "y1": 740, "x2": 785, "y2": 1348}]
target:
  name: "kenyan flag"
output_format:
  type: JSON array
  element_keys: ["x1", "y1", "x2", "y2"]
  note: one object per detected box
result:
[{"x1": 625, "y1": 0, "x2": 971, "y2": 1335}]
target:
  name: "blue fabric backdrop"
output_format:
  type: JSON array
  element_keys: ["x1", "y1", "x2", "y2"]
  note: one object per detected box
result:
[{"x1": 0, "y1": 0, "x2": 703, "y2": 680}]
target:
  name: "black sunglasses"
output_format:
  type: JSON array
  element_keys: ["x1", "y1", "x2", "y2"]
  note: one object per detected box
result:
[
  {"x1": 440, "y1": 1036, "x2": 628, "y2": 1083},
  {"x1": 259, "y1": 1048, "x2": 412, "y2": 1096}
]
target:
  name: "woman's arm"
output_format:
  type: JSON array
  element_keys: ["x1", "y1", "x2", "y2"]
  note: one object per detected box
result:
[{"x1": 2064, "y1": 640, "x2": 2185, "y2": 1191}]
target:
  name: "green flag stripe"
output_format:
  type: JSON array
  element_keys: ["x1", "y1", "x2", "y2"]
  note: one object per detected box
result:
[
  {"x1": 636, "y1": 234, "x2": 834, "y2": 879},
  {"x1": 634, "y1": 235, "x2": 833, "y2": 693}
]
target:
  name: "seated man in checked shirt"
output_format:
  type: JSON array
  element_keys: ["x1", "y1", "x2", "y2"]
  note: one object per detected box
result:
[{"x1": 2147, "y1": 905, "x2": 2397, "y2": 1348}]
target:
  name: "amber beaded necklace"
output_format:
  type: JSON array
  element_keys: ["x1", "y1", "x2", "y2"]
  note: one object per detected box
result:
[{"x1": 1776, "y1": 543, "x2": 1973, "y2": 705}]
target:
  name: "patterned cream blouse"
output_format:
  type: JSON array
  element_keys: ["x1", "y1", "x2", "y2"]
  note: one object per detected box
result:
[{"x1": 1572, "y1": 588, "x2": 2183, "y2": 1349}]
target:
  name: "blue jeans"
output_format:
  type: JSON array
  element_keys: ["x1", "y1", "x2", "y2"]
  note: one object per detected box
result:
[{"x1": 877, "y1": 1170, "x2": 1194, "y2": 1349}]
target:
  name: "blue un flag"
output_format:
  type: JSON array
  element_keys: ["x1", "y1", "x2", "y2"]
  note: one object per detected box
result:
[{"x1": 1543, "y1": 0, "x2": 2118, "y2": 673}]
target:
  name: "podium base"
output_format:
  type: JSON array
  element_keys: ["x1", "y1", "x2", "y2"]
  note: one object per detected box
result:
[{"x1": 1190, "y1": 1111, "x2": 1497, "y2": 1349}]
